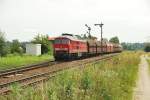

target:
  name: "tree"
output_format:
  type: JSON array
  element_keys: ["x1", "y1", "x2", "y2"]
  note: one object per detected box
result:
[
  {"x1": 83, "y1": 34, "x2": 88, "y2": 39},
  {"x1": 121, "y1": 42, "x2": 144, "y2": 51},
  {"x1": 5, "y1": 41, "x2": 12, "y2": 54},
  {"x1": 109, "y1": 36, "x2": 120, "y2": 44},
  {"x1": 121, "y1": 42, "x2": 127, "y2": 50},
  {"x1": 0, "y1": 31, "x2": 7, "y2": 57},
  {"x1": 11, "y1": 39, "x2": 23, "y2": 55},
  {"x1": 32, "y1": 34, "x2": 52, "y2": 54},
  {"x1": 21, "y1": 42, "x2": 29, "y2": 53},
  {"x1": 144, "y1": 43, "x2": 150, "y2": 52},
  {"x1": 80, "y1": 34, "x2": 97, "y2": 40}
]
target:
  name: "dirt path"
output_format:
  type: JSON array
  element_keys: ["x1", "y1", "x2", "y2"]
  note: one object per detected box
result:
[{"x1": 133, "y1": 55, "x2": 150, "y2": 100}]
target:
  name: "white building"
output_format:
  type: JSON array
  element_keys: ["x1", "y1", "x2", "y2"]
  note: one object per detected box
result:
[{"x1": 26, "y1": 44, "x2": 41, "y2": 56}]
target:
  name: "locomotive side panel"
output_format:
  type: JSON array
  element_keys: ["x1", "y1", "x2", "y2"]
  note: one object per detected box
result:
[
  {"x1": 69, "y1": 41, "x2": 88, "y2": 58},
  {"x1": 69, "y1": 40, "x2": 88, "y2": 56}
]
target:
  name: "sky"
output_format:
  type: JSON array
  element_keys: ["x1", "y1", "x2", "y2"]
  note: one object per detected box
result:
[{"x1": 0, "y1": 0, "x2": 150, "y2": 43}]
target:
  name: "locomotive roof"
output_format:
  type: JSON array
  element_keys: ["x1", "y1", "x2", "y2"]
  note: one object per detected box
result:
[
  {"x1": 48, "y1": 37, "x2": 56, "y2": 41},
  {"x1": 56, "y1": 34, "x2": 87, "y2": 42}
]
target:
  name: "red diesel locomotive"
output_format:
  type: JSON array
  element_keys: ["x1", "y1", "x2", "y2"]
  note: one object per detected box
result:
[{"x1": 53, "y1": 33, "x2": 122, "y2": 60}]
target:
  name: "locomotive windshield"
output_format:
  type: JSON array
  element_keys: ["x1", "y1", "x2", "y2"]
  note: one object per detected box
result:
[
  {"x1": 54, "y1": 39, "x2": 61, "y2": 44},
  {"x1": 54, "y1": 38, "x2": 70, "y2": 44}
]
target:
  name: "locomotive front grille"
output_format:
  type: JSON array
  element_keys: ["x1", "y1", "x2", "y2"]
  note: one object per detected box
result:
[{"x1": 54, "y1": 51, "x2": 70, "y2": 59}]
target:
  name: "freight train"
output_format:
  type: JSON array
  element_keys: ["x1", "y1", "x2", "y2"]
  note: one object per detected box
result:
[{"x1": 53, "y1": 33, "x2": 122, "y2": 60}]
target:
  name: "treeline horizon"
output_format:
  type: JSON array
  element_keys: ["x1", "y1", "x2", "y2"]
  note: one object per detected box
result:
[
  {"x1": 0, "y1": 30, "x2": 53, "y2": 57},
  {"x1": 1, "y1": 30, "x2": 150, "y2": 57}
]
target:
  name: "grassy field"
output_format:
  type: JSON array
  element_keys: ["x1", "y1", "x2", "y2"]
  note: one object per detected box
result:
[
  {"x1": 0, "y1": 51, "x2": 141, "y2": 100},
  {"x1": 0, "y1": 54, "x2": 53, "y2": 71}
]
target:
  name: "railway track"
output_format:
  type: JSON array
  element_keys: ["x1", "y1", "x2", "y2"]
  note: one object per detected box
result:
[
  {"x1": 0, "y1": 61, "x2": 57, "y2": 78},
  {"x1": 0, "y1": 53, "x2": 119, "y2": 94}
]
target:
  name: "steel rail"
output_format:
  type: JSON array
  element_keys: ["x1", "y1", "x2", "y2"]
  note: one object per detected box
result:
[{"x1": 0, "y1": 61, "x2": 57, "y2": 78}]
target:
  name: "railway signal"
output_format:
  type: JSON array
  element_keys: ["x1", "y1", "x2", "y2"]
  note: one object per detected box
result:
[
  {"x1": 94, "y1": 22, "x2": 104, "y2": 53},
  {"x1": 85, "y1": 24, "x2": 91, "y2": 38}
]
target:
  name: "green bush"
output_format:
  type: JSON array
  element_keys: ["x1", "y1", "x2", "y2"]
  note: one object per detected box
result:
[
  {"x1": 144, "y1": 43, "x2": 150, "y2": 52},
  {"x1": 32, "y1": 34, "x2": 52, "y2": 54},
  {"x1": 11, "y1": 39, "x2": 23, "y2": 55},
  {"x1": 109, "y1": 36, "x2": 120, "y2": 43}
]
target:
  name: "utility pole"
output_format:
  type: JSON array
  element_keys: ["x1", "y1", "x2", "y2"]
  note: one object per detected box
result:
[
  {"x1": 85, "y1": 24, "x2": 91, "y2": 38},
  {"x1": 94, "y1": 22, "x2": 104, "y2": 53}
]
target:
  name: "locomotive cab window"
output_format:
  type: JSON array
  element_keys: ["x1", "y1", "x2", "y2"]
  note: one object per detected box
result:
[
  {"x1": 54, "y1": 38, "x2": 70, "y2": 44},
  {"x1": 54, "y1": 39, "x2": 61, "y2": 44},
  {"x1": 62, "y1": 39, "x2": 70, "y2": 44}
]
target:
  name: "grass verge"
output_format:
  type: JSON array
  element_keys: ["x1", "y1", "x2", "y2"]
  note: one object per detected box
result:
[
  {"x1": 0, "y1": 54, "x2": 53, "y2": 71},
  {"x1": 0, "y1": 51, "x2": 141, "y2": 100},
  {"x1": 146, "y1": 52, "x2": 150, "y2": 73}
]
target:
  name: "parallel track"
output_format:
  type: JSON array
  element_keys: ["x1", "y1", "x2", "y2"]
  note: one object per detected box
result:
[
  {"x1": 0, "y1": 53, "x2": 119, "y2": 94},
  {"x1": 0, "y1": 61, "x2": 57, "y2": 78}
]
